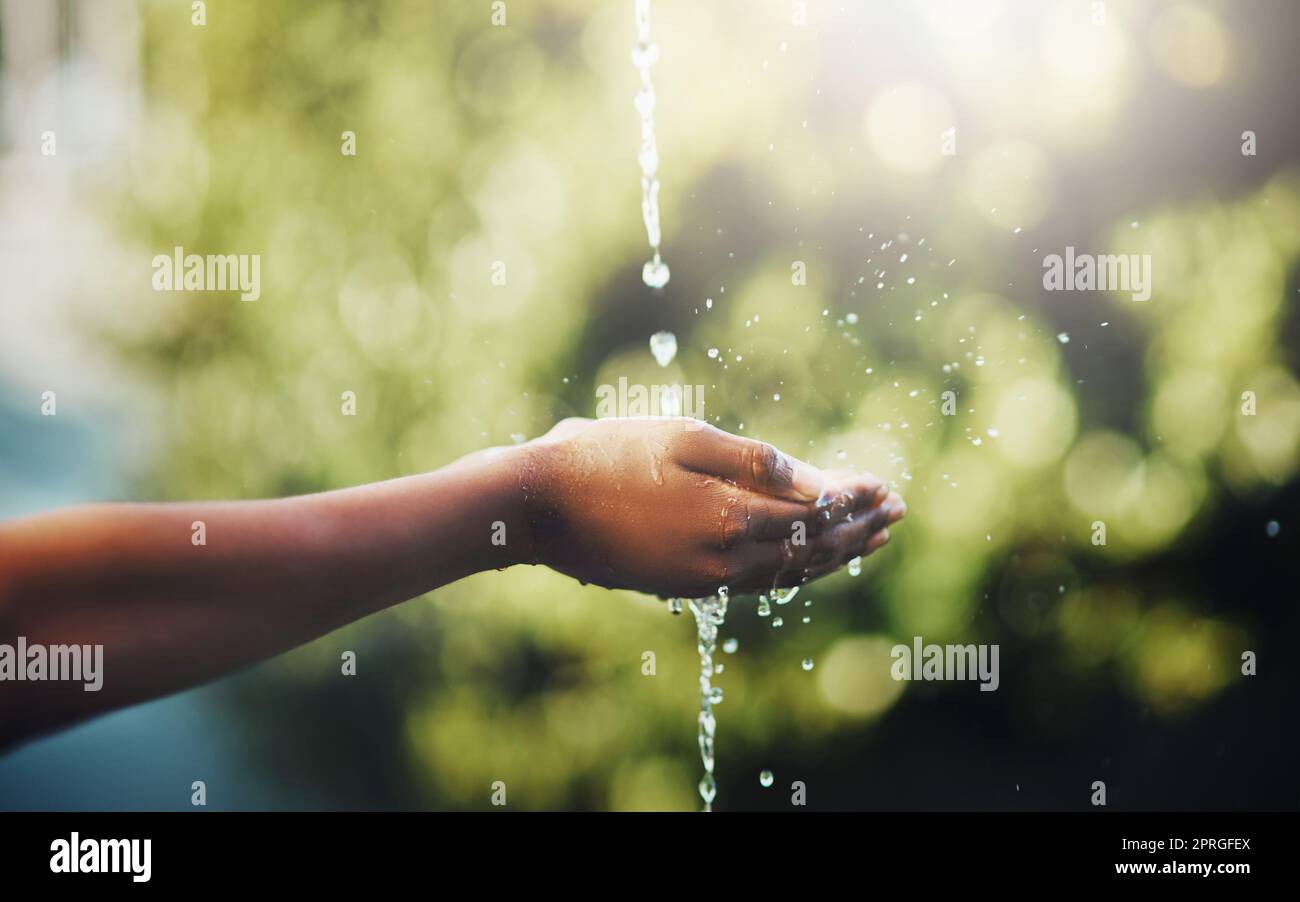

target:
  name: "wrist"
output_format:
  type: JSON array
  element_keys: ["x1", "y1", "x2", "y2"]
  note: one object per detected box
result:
[{"x1": 460, "y1": 440, "x2": 556, "y2": 571}]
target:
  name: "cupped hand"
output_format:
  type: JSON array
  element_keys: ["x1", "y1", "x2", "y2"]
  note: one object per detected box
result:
[{"x1": 518, "y1": 417, "x2": 905, "y2": 598}]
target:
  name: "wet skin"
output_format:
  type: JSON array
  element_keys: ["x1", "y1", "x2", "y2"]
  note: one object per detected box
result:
[
  {"x1": 0, "y1": 417, "x2": 903, "y2": 747},
  {"x1": 519, "y1": 417, "x2": 905, "y2": 598}
]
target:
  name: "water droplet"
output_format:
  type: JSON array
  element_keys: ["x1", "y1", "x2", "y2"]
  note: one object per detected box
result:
[
  {"x1": 847, "y1": 556, "x2": 862, "y2": 577},
  {"x1": 699, "y1": 773, "x2": 717, "y2": 804},
  {"x1": 668, "y1": 598, "x2": 683, "y2": 615},
  {"x1": 1266, "y1": 520, "x2": 1280, "y2": 537},
  {"x1": 707, "y1": 347, "x2": 719, "y2": 359},
  {"x1": 648, "y1": 330, "x2": 677, "y2": 367},
  {"x1": 772, "y1": 617, "x2": 783, "y2": 628},
  {"x1": 801, "y1": 615, "x2": 811, "y2": 624},
  {"x1": 658, "y1": 387, "x2": 682, "y2": 417},
  {"x1": 846, "y1": 312, "x2": 859, "y2": 324},
  {"x1": 757, "y1": 595, "x2": 772, "y2": 617},
  {"x1": 642, "y1": 257, "x2": 671, "y2": 289},
  {"x1": 634, "y1": 88, "x2": 655, "y2": 118},
  {"x1": 771, "y1": 586, "x2": 799, "y2": 605},
  {"x1": 699, "y1": 709, "x2": 715, "y2": 740},
  {"x1": 709, "y1": 686, "x2": 724, "y2": 704},
  {"x1": 1057, "y1": 332, "x2": 1070, "y2": 344},
  {"x1": 801, "y1": 658, "x2": 815, "y2": 671},
  {"x1": 722, "y1": 638, "x2": 739, "y2": 654},
  {"x1": 649, "y1": 452, "x2": 664, "y2": 485},
  {"x1": 759, "y1": 770, "x2": 774, "y2": 788}
]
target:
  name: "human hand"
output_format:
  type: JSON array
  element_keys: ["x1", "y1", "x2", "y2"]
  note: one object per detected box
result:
[{"x1": 516, "y1": 417, "x2": 905, "y2": 597}]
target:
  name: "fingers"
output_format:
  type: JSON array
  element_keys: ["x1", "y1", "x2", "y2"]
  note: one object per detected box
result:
[
  {"x1": 796, "y1": 492, "x2": 905, "y2": 583},
  {"x1": 815, "y1": 471, "x2": 890, "y2": 523},
  {"x1": 724, "y1": 498, "x2": 898, "y2": 592},
  {"x1": 799, "y1": 525, "x2": 892, "y2": 584},
  {"x1": 678, "y1": 425, "x2": 825, "y2": 501},
  {"x1": 884, "y1": 492, "x2": 907, "y2": 524},
  {"x1": 741, "y1": 472, "x2": 888, "y2": 543}
]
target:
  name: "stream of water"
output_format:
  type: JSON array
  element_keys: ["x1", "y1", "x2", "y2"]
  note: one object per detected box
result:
[
  {"x1": 634, "y1": 0, "x2": 670, "y2": 288},
  {"x1": 685, "y1": 590, "x2": 728, "y2": 811}
]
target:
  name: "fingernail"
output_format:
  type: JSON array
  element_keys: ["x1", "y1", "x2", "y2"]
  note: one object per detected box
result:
[
  {"x1": 891, "y1": 501, "x2": 907, "y2": 521},
  {"x1": 874, "y1": 484, "x2": 889, "y2": 504},
  {"x1": 876, "y1": 528, "x2": 891, "y2": 546},
  {"x1": 790, "y1": 459, "x2": 825, "y2": 501}
]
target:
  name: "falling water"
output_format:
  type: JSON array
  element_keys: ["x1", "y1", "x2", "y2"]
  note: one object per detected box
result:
[
  {"x1": 634, "y1": 0, "x2": 719, "y2": 811},
  {"x1": 686, "y1": 588, "x2": 728, "y2": 811},
  {"x1": 649, "y1": 330, "x2": 677, "y2": 367},
  {"x1": 633, "y1": 0, "x2": 670, "y2": 288},
  {"x1": 635, "y1": 0, "x2": 726, "y2": 813}
]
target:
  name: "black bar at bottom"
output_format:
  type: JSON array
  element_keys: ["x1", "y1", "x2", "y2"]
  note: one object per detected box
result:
[{"x1": 0, "y1": 811, "x2": 1285, "y2": 887}]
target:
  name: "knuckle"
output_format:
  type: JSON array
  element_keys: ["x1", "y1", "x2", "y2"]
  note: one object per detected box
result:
[
  {"x1": 698, "y1": 554, "x2": 733, "y2": 590},
  {"x1": 717, "y1": 499, "x2": 759, "y2": 548},
  {"x1": 746, "y1": 442, "x2": 788, "y2": 490},
  {"x1": 717, "y1": 496, "x2": 752, "y2": 549}
]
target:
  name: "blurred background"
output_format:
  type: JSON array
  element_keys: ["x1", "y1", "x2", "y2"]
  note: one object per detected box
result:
[{"x1": 0, "y1": 0, "x2": 1297, "y2": 811}]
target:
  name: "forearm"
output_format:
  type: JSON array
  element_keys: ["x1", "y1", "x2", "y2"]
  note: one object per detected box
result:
[{"x1": 0, "y1": 444, "x2": 534, "y2": 746}]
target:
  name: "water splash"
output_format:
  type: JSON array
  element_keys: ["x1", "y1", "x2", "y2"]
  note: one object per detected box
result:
[
  {"x1": 633, "y1": 0, "x2": 669, "y2": 288},
  {"x1": 771, "y1": 586, "x2": 799, "y2": 605},
  {"x1": 686, "y1": 588, "x2": 729, "y2": 812}
]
